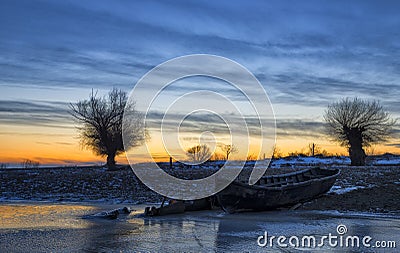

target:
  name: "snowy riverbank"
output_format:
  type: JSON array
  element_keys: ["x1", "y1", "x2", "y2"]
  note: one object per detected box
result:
[{"x1": 1, "y1": 156, "x2": 399, "y2": 213}]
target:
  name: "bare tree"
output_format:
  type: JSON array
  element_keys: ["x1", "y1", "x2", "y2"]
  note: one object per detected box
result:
[
  {"x1": 272, "y1": 145, "x2": 283, "y2": 159},
  {"x1": 211, "y1": 152, "x2": 225, "y2": 161},
  {"x1": 70, "y1": 89, "x2": 145, "y2": 170},
  {"x1": 187, "y1": 144, "x2": 211, "y2": 163},
  {"x1": 324, "y1": 98, "x2": 395, "y2": 166},
  {"x1": 21, "y1": 159, "x2": 40, "y2": 169},
  {"x1": 246, "y1": 153, "x2": 257, "y2": 161},
  {"x1": 307, "y1": 143, "x2": 321, "y2": 156},
  {"x1": 365, "y1": 145, "x2": 376, "y2": 156},
  {"x1": 220, "y1": 144, "x2": 238, "y2": 160}
]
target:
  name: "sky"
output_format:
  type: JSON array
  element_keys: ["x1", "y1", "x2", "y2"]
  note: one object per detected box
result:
[{"x1": 0, "y1": 0, "x2": 399, "y2": 165}]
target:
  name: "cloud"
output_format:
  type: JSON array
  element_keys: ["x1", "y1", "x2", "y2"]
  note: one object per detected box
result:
[
  {"x1": 36, "y1": 141, "x2": 73, "y2": 146},
  {"x1": 144, "y1": 110, "x2": 270, "y2": 137},
  {"x1": 0, "y1": 100, "x2": 73, "y2": 128},
  {"x1": 144, "y1": 109, "x2": 329, "y2": 141},
  {"x1": 261, "y1": 70, "x2": 400, "y2": 114},
  {"x1": 0, "y1": 0, "x2": 400, "y2": 150},
  {"x1": 1, "y1": 0, "x2": 399, "y2": 109},
  {"x1": 276, "y1": 119, "x2": 326, "y2": 139},
  {"x1": 385, "y1": 143, "x2": 400, "y2": 148}
]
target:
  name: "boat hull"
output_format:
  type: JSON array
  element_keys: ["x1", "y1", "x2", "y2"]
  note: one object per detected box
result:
[{"x1": 216, "y1": 167, "x2": 339, "y2": 212}]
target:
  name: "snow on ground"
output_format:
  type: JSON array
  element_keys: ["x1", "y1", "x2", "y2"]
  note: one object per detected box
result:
[
  {"x1": 328, "y1": 185, "x2": 368, "y2": 195},
  {"x1": 269, "y1": 156, "x2": 351, "y2": 168},
  {"x1": 268, "y1": 154, "x2": 400, "y2": 168},
  {"x1": 373, "y1": 158, "x2": 400, "y2": 165},
  {"x1": 1, "y1": 155, "x2": 399, "y2": 207}
]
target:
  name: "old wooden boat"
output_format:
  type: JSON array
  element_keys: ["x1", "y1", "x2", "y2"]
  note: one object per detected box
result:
[
  {"x1": 144, "y1": 198, "x2": 214, "y2": 216},
  {"x1": 216, "y1": 167, "x2": 340, "y2": 213}
]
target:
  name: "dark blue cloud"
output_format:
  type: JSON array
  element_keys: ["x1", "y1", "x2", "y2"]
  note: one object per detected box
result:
[
  {"x1": 1, "y1": 0, "x2": 399, "y2": 93},
  {"x1": 0, "y1": 0, "x2": 399, "y2": 146},
  {"x1": 0, "y1": 100, "x2": 73, "y2": 128},
  {"x1": 385, "y1": 143, "x2": 400, "y2": 148}
]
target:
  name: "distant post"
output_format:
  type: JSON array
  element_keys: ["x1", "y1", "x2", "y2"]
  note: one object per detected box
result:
[
  {"x1": 169, "y1": 157, "x2": 173, "y2": 169},
  {"x1": 312, "y1": 143, "x2": 315, "y2": 156}
]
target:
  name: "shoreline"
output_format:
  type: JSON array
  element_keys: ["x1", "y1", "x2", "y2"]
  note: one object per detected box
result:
[
  {"x1": 1, "y1": 162, "x2": 399, "y2": 214},
  {"x1": 0, "y1": 200, "x2": 399, "y2": 218}
]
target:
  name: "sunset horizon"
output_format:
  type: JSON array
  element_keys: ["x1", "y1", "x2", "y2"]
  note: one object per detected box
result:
[
  {"x1": 1, "y1": 2, "x2": 400, "y2": 252},
  {"x1": 1, "y1": 0, "x2": 399, "y2": 166}
]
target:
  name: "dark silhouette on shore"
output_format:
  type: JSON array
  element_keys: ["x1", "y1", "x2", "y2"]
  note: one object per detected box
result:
[
  {"x1": 324, "y1": 97, "x2": 395, "y2": 166},
  {"x1": 70, "y1": 88, "x2": 145, "y2": 170}
]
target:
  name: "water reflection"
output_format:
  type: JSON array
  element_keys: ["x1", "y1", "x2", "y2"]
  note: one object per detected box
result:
[
  {"x1": 123, "y1": 216, "x2": 220, "y2": 251},
  {"x1": 0, "y1": 203, "x2": 399, "y2": 252},
  {"x1": 0, "y1": 203, "x2": 96, "y2": 229}
]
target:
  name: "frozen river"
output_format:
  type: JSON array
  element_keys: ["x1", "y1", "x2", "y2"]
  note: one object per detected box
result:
[{"x1": 0, "y1": 202, "x2": 398, "y2": 252}]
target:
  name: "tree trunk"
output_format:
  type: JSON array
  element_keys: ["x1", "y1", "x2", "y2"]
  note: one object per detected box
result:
[
  {"x1": 349, "y1": 145, "x2": 366, "y2": 166},
  {"x1": 347, "y1": 128, "x2": 366, "y2": 166},
  {"x1": 106, "y1": 152, "x2": 117, "y2": 170}
]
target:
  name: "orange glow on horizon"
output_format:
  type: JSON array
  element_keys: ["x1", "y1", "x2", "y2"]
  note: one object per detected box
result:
[{"x1": 1, "y1": 123, "x2": 399, "y2": 165}]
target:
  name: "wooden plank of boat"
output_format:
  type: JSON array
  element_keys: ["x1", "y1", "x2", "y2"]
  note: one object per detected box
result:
[
  {"x1": 216, "y1": 167, "x2": 340, "y2": 213},
  {"x1": 87, "y1": 207, "x2": 132, "y2": 219},
  {"x1": 145, "y1": 201, "x2": 186, "y2": 216},
  {"x1": 144, "y1": 198, "x2": 213, "y2": 217}
]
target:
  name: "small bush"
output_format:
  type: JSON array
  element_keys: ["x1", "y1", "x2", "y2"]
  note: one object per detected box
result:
[{"x1": 21, "y1": 159, "x2": 40, "y2": 169}]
